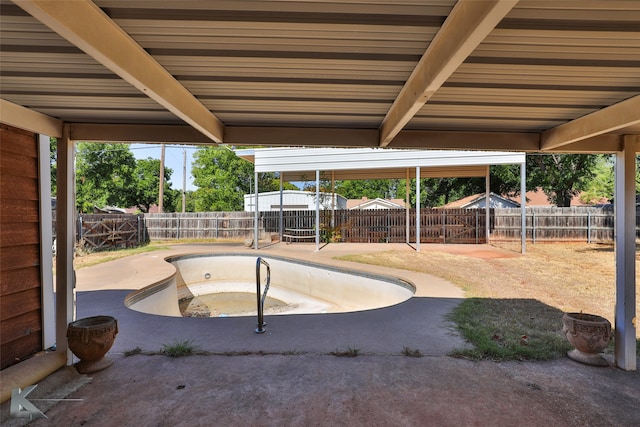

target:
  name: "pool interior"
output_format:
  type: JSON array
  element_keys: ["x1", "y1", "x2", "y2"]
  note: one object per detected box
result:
[
  {"x1": 179, "y1": 290, "x2": 290, "y2": 317},
  {"x1": 126, "y1": 253, "x2": 416, "y2": 318}
]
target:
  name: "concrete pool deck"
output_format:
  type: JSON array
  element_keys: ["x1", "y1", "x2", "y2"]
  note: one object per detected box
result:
[
  {"x1": 74, "y1": 242, "x2": 469, "y2": 357},
  {"x1": 3, "y1": 243, "x2": 639, "y2": 426}
]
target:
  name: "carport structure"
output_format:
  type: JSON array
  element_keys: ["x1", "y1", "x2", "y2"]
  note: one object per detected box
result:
[
  {"x1": 237, "y1": 147, "x2": 526, "y2": 252},
  {"x1": 0, "y1": 0, "x2": 637, "y2": 390}
]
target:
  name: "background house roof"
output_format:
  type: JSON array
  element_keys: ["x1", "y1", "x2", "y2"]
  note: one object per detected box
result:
[
  {"x1": 441, "y1": 188, "x2": 611, "y2": 209},
  {"x1": 440, "y1": 193, "x2": 519, "y2": 209},
  {"x1": 1, "y1": 0, "x2": 638, "y2": 153},
  {"x1": 347, "y1": 197, "x2": 406, "y2": 210}
]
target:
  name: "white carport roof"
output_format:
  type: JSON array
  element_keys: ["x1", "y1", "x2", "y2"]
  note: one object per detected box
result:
[
  {"x1": 237, "y1": 147, "x2": 525, "y2": 181},
  {"x1": 242, "y1": 146, "x2": 527, "y2": 271}
]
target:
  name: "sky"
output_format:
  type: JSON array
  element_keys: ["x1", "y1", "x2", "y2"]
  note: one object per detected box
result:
[{"x1": 130, "y1": 143, "x2": 198, "y2": 191}]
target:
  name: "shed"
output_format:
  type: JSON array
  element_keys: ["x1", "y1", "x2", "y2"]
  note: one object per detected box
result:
[{"x1": 244, "y1": 190, "x2": 347, "y2": 212}]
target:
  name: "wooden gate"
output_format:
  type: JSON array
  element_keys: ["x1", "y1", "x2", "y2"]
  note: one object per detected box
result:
[
  {"x1": 78, "y1": 214, "x2": 142, "y2": 250},
  {"x1": 413, "y1": 209, "x2": 486, "y2": 244}
]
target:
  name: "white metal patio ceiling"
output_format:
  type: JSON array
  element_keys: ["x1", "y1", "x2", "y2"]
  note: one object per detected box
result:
[{"x1": 1, "y1": 0, "x2": 638, "y2": 152}]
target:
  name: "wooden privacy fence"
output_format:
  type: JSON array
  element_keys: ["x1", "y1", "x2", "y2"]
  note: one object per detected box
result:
[
  {"x1": 77, "y1": 214, "x2": 144, "y2": 250},
  {"x1": 262, "y1": 208, "x2": 488, "y2": 244},
  {"x1": 140, "y1": 209, "x2": 487, "y2": 244},
  {"x1": 143, "y1": 212, "x2": 258, "y2": 240},
  {"x1": 74, "y1": 207, "x2": 639, "y2": 251},
  {"x1": 492, "y1": 206, "x2": 640, "y2": 242}
]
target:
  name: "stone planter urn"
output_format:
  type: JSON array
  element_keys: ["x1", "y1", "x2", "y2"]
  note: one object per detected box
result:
[
  {"x1": 67, "y1": 316, "x2": 118, "y2": 374},
  {"x1": 562, "y1": 312, "x2": 611, "y2": 367}
]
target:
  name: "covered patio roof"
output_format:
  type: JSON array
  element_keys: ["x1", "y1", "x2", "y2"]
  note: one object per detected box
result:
[
  {"x1": 0, "y1": 1, "x2": 636, "y2": 372},
  {"x1": 0, "y1": 0, "x2": 637, "y2": 152}
]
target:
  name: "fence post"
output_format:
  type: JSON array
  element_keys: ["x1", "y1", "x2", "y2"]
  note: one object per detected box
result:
[
  {"x1": 78, "y1": 215, "x2": 83, "y2": 242},
  {"x1": 587, "y1": 211, "x2": 591, "y2": 244},
  {"x1": 176, "y1": 214, "x2": 180, "y2": 240},
  {"x1": 475, "y1": 210, "x2": 479, "y2": 244},
  {"x1": 442, "y1": 210, "x2": 446, "y2": 244},
  {"x1": 215, "y1": 215, "x2": 219, "y2": 239},
  {"x1": 532, "y1": 210, "x2": 536, "y2": 244}
]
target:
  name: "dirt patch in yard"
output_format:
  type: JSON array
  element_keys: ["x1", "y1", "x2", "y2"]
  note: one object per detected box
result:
[{"x1": 339, "y1": 242, "x2": 639, "y2": 337}]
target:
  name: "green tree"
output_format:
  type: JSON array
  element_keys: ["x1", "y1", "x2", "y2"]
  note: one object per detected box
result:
[
  {"x1": 133, "y1": 158, "x2": 173, "y2": 213},
  {"x1": 191, "y1": 146, "x2": 280, "y2": 211},
  {"x1": 425, "y1": 165, "x2": 520, "y2": 206},
  {"x1": 579, "y1": 155, "x2": 614, "y2": 204},
  {"x1": 173, "y1": 190, "x2": 197, "y2": 213},
  {"x1": 527, "y1": 154, "x2": 600, "y2": 207},
  {"x1": 161, "y1": 187, "x2": 180, "y2": 213},
  {"x1": 488, "y1": 164, "x2": 525, "y2": 198},
  {"x1": 331, "y1": 165, "x2": 524, "y2": 208},
  {"x1": 335, "y1": 179, "x2": 402, "y2": 200},
  {"x1": 419, "y1": 178, "x2": 472, "y2": 207},
  {"x1": 580, "y1": 154, "x2": 640, "y2": 204},
  {"x1": 75, "y1": 143, "x2": 137, "y2": 212}
]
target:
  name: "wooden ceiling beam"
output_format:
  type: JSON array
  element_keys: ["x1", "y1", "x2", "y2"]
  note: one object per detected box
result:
[
  {"x1": 546, "y1": 134, "x2": 623, "y2": 153},
  {"x1": 391, "y1": 130, "x2": 539, "y2": 151},
  {"x1": 379, "y1": 0, "x2": 518, "y2": 147},
  {"x1": 541, "y1": 95, "x2": 640, "y2": 150},
  {"x1": 14, "y1": 0, "x2": 224, "y2": 143},
  {"x1": 224, "y1": 126, "x2": 379, "y2": 147},
  {"x1": 69, "y1": 123, "x2": 213, "y2": 143},
  {"x1": 0, "y1": 98, "x2": 63, "y2": 137}
]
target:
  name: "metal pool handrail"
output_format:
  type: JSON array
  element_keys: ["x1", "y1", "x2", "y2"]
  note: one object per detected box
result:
[{"x1": 255, "y1": 257, "x2": 271, "y2": 334}]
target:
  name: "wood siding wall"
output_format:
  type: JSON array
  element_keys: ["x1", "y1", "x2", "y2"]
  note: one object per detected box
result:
[{"x1": 0, "y1": 124, "x2": 43, "y2": 370}]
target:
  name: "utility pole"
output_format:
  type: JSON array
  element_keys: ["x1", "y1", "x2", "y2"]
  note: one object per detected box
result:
[
  {"x1": 158, "y1": 144, "x2": 165, "y2": 213},
  {"x1": 182, "y1": 148, "x2": 186, "y2": 213}
]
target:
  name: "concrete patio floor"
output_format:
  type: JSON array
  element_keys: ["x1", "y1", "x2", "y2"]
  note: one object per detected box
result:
[{"x1": 2, "y1": 243, "x2": 639, "y2": 426}]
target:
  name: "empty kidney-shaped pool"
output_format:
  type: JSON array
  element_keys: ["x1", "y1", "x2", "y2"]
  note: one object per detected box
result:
[{"x1": 125, "y1": 253, "x2": 416, "y2": 318}]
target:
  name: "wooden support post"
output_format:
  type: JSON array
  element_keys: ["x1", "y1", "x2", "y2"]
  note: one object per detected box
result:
[
  {"x1": 520, "y1": 162, "x2": 526, "y2": 254},
  {"x1": 38, "y1": 134, "x2": 55, "y2": 349},
  {"x1": 416, "y1": 166, "x2": 420, "y2": 252},
  {"x1": 315, "y1": 170, "x2": 320, "y2": 251},
  {"x1": 254, "y1": 172, "x2": 259, "y2": 250},
  {"x1": 406, "y1": 169, "x2": 410, "y2": 244},
  {"x1": 485, "y1": 166, "x2": 490, "y2": 243},
  {"x1": 55, "y1": 125, "x2": 75, "y2": 364},
  {"x1": 614, "y1": 139, "x2": 636, "y2": 371},
  {"x1": 279, "y1": 174, "x2": 283, "y2": 241}
]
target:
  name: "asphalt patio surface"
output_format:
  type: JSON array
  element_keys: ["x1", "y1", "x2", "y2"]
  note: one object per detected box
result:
[{"x1": 2, "y1": 243, "x2": 639, "y2": 426}]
